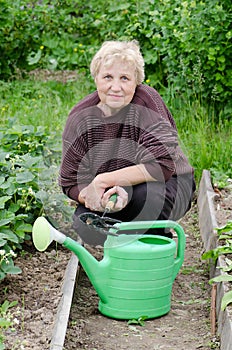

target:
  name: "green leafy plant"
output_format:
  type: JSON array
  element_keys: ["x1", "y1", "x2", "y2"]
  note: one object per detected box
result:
[
  {"x1": 0, "y1": 119, "x2": 73, "y2": 280},
  {"x1": 202, "y1": 221, "x2": 232, "y2": 262},
  {"x1": 127, "y1": 315, "x2": 148, "y2": 327},
  {"x1": 209, "y1": 169, "x2": 231, "y2": 189},
  {"x1": 0, "y1": 249, "x2": 21, "y2": 281},
  {"x1": 0, "y1": 300, "x2": 18, "y2": 350},
  {"x1": 202, "y1": 221, "x2": 232, "y2": 310}
]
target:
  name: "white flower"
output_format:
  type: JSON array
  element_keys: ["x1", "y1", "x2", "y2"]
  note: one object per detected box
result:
[
  {"x1": 0, "y1": 249, "x2": 6, "y2": 255},
  {"x1": 28, "y1": 187, "x2": 35, "y2": 195},
  {"x1": 10, "y1": 250, "x2": 17, "y2": 257},
  {"x1": 13, "y1": 318, "x2": 20, "y2": 325}
]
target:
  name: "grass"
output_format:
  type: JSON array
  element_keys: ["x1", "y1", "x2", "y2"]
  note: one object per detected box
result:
[
  {"x1": 0, "y1": 72, "x2": 95, "y2": 133},
  {"x1": 0, "y1": 73, "x2": 231, "y2": 185},
  {"x1": 167, "y1": 95, "x2": 232, "y2": 184}
]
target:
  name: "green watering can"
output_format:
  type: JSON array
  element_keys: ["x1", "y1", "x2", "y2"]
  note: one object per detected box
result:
[{"x1": 32, "y1": 217, "x2": 186, "y2": 320}]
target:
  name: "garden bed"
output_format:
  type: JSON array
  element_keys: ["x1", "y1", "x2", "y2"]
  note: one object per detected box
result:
[
  {"x1": 1, "y1": 202, "x2": 219, "y2": 350},
  {"x1": 1, "y1": 169, "x2": 231, "y2": 349},
  {"x1": 0, "y1": 243, "x2": 72, "y2": 350},
  {"x1": 198, "y1": 169, "x2": 232, "y2": 350}
]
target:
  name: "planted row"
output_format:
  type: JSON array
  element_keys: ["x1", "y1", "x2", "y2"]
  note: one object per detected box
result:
[{"x1": 0, "y1": 120, "x2": 72, "y2": 280}]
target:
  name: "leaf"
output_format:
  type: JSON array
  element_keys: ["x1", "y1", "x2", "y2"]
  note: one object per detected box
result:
[
  {"x1": 127, "y1": 315, "x2": 148, "y2": 326},
  {"x1": 0, "y1": 238, "x2": 7, "y2": 247},
  {"x1": 20, "y1": 154, "x2": 42, "y2": 169},
  {"x1": 0, "y1": 196, "x2": 11, "y2": 209},
  {"x1": 0, "y1": 210, "x2": 15, "y2": 227},
  {"x1": 0, "y1": 271, "x2": 6, "y2": 280},
  {"x1": 225, "y1": 257, "x2": 232, "y2": 266},
  {"x1": 15, "y1": 222, "x2": 32, "y2": 233},
  {"x1": 42, "y1": 36, "x2": 59, "y2": 49},
  {"x1": 137, "y1": 316, "x2": 148, "y2": 326},
  {"x1": 0, "y1": 176, "x2": 5, "y2": 186},
  {"x1": 48, "y1": 58, "x2": 58, "y2": 70},
  {"x1": 217, "y1": 221, "x2": 232, "y2": 234},
  {"x1": 1, "y1": 259, "x2": 22, "y2": 275},
  {"x1": 202, "y1": 248, "x2": 220, "y2": 261},
  {"x1": 27, "y1": 50, "x2": 42, "y2": 65},
  {"x1": 8, "y1": 300, "x2": 18, "y2": 308},
  {"x1": 219, "y1": 235, "x2": 232, "y2": 240},
  {"x1": 8, "y1": 203, "x2": 20, "y2": 213},
  {"x1": 14, "y1": 230, "x2": 25, "y2": 239},
  {"x1": 221, "y1": 290, "x2": 232, "y2": 311},
  {"x1": 218, "y1": 264, "x2": 232, "y2": 273},
  {"x1": 4, "y1": 266, "x2": 22, "y2": 275},
  {"x1": 209, "y1": 274, "x2": 232, "y2": 284},
  {"x1": 0, "y1": 231, "x2": 19, "y2": 244},
  {"x1": 202, "y1": 245, "x2": 232, "y2": 261},
  {"x1": 0, "y1": 300, "x2": 17, "y2": 313},
  {"x1": 127, "y1": 319, "x2": 139, "y2": 325},
  {"x1": 16, "y1": 171, "x2": 35, "y2": 183},
  {"x1": 0, "y1": 317, "x2": 12, "y2": 328}
]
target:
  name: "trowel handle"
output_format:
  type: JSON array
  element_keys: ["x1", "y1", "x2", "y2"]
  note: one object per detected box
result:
[{"x1": 105, "y1": 193, "x2": 118, "y2": 211}]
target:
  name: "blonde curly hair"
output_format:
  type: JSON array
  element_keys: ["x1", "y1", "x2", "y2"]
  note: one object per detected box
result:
[{"x1": 90, "y1": 40, "x2": 145, "y2": 85}]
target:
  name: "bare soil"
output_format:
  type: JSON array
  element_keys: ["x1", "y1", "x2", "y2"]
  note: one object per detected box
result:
[
  {"x1": 214, "y1": 187, "x2": 232, "y2": 227},
  {"x1": 0, "y1": 244, "x2": 71, "y2": 350},
  {"x1": 1, "y1": 187, "x2": 231, "y2": 350}
]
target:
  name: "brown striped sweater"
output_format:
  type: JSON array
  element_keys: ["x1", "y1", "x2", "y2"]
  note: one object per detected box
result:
[{"x1": 59, "y1": 84, "x2": 194, "y2": 201}]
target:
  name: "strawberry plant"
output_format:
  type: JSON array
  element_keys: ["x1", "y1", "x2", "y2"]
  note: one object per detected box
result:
[
  {"x1": 0, "y1": 119, "x2": 73, "y2": 280},
  {"x1": 202, "y1": 221, "x2": 232, "y2": 310}
]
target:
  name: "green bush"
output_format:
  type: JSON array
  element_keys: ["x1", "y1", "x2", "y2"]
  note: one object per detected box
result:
[
  {"x1": 0, "y1": 0, "x2": 231, "y2": 115},
  {"x1": 0, "y1": 122, "x2": 45, "y2": 279}
]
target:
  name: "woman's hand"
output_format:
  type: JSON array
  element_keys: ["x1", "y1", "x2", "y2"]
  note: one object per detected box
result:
[
  {"x1": 101, "y1": 186, "x2": 128, "y2": 212},
  {"x1": 79, "y1": 183, "x2": 128, "y2": 213},
  {"x1": 79, "y1": 182, "x2": 105, "y2": 212}
]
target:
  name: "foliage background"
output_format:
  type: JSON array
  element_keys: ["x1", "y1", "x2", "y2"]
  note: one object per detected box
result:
[
  {"x1": 0, "y1": 0, "x2": 231, "y2": 283},
  {"x1": 1, "y1": 0, "x2": 232, "y2": 117}
]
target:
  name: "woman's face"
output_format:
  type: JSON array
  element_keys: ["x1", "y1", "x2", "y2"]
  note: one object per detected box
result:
[{"x1": 95, "y1": 60, "x2": 137, "y2": 115}]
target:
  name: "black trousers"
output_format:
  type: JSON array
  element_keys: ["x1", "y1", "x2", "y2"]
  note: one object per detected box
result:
[{"x1": 73, "y1": 174, "x2": 196, "y2": 246}]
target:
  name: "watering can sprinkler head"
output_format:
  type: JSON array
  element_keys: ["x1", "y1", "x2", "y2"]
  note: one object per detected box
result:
[{"x1": 32, "y1": 217, "x2": 66, "y2": 252}]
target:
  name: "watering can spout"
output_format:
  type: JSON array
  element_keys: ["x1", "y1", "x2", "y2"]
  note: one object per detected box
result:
[{"x1": 32, "y1": 217, "x2": 109, "y2": 303}]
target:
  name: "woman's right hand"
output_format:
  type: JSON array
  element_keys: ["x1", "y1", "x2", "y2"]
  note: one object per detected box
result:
[
  {"x1": 101, "y1": 186, "x2": 128, "y2": 212},
  {"x1": 79, "y1": 182, "x2": 105, "y2": 212}
]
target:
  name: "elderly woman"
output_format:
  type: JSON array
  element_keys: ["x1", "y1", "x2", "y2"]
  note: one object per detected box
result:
[{"x1": 59, "y1": 40, "x2": 195, "y2": 245}]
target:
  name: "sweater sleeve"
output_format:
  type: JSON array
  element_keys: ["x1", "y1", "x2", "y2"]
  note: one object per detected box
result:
[
  {"x1": 132, "y1": 85, "x2": 177, "y2": 130},
  {"x1": 58, "y1": 92, "x2": 101, "y2": 201},
  {"x1": 58, "y1": 129, "x2": 93, "y2": 201},
  {"x1": 58, "y1": 107, "x2": 95, "y2": 201},
  {"x1": 135, "y1": 116, "x2": 179, "y2": 182}
]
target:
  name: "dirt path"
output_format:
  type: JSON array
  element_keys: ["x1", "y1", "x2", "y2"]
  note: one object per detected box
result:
[{"x1": 64, "y1": 202, "x2": 220, "y2": 350}]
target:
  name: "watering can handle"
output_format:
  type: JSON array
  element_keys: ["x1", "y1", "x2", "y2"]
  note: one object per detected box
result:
[
  {"x1": 165, "y1": 220, "x2": 186, "y2": 280},
  {"x1": 110, "y1": 219, "x2": 186, "y2": 280}
]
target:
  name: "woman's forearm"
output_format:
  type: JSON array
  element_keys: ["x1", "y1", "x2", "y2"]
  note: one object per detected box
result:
[
  {"x1": 77, "y1": 164, "x2": 156, "y2": 209},
  {"x1": 94, "y1": 164, "x2": 156, "y2": 189}
]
